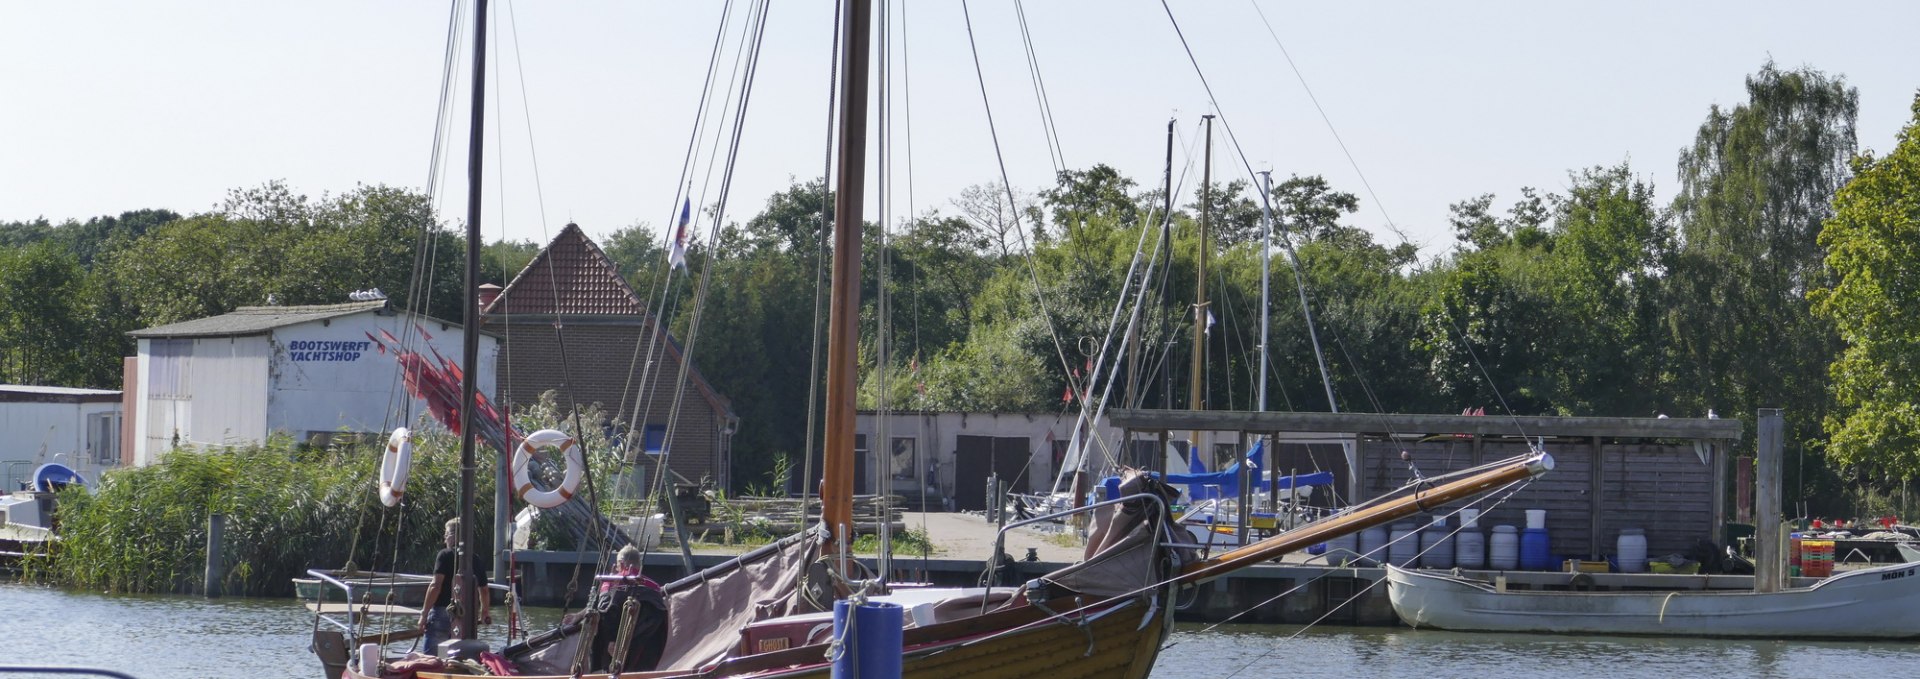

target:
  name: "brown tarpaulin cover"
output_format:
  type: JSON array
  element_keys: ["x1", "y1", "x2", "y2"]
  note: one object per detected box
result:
[{"x1": 654, "y1": 533, "x2": 821, "y2": 670}]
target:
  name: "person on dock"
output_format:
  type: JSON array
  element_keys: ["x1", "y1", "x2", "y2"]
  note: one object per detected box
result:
[{"x1": 419, "y1": 517, "x2": 491, "y2": 654}]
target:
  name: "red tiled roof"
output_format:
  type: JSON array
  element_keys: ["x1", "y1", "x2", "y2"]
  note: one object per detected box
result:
[{"x1": 488, "y1": 223, "x2": 646, "y2": 316}]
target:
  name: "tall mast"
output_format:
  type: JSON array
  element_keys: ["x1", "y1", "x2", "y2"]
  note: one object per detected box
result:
[
  {"x1": 1256, "y1": 170, "x2": 1272, "y2": 413},
  {"x1": 455, "y1": 0, "x2": 489, "y2": 643},
  {"x1": 820, "y1": 0, "x2": 872, "y2": 558},
  {"x1": 1130, "y1": 119, "x2": 1174, "y2": 410},
  {"x1": 1188, "y1": 115, "x2": 1213, "y2": 414}
]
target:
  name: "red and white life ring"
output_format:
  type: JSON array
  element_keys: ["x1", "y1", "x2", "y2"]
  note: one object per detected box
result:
[
  {"x1": 511, "y1": 428, "x2": 584, "y2": 509},
  {"x1": 379, "y1": 427, "x2": 413, "y2": 507}
]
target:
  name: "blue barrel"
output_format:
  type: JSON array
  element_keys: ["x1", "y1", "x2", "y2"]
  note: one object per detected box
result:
[
  {"x1": 832, "y1": 600, "x2": 903, "y2": 679},
  {"x1": 1519, "y1": 527, "x2": 1552, "y2": 570}
]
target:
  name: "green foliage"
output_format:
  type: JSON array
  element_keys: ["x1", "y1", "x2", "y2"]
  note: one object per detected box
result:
[
  {"x1": 25, "y1": 432, "x2": 484, "y2": 596},
  {"x1": 1667, "y1": 61, "x2": 1858, "y2": 464},
  {"x1": 1812, "y1": 94, "x2": 1920, "y2": 477},
  {"x1": 0, "y1": 242, "x2": 120, "y2": 386},
  {"x1": 104, "y1": 182, "x2": 465, "y2": 326}
]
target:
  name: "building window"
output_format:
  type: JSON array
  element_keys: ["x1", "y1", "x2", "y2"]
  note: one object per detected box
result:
[
  {"x1": 150, "y1": 339, "x2": 192, "y2": 399},
  {"x1": 89, "y1": 413, "x2": 121, "y2": 466},
  {"x1": 890, "y1": 437, "x2": 916, "y2": 480},
  {"x1": 642, "y1": 424, "x2": 667, "y2": 455}
]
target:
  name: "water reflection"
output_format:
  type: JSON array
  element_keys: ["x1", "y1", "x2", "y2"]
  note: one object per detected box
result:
[
  {"x1": 6, "y1": 582, "x2": 1919, "y2": 679},
  {"x1": 1150, "y1": 623, "x2": 1920, "y2": 679}
]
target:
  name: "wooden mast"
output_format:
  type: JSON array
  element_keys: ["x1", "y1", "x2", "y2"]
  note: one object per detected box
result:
[
  {"x1": 820, "y1": 0, "x2": 872, "y2": 557},
  {"x1": 455, "y1": 0, "x2": 489, "y2": 644}
]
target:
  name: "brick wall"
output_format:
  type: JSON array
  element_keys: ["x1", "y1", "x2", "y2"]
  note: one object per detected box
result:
[{"x1": 486, "y1": 317, "x2": 729, "y2": 489}]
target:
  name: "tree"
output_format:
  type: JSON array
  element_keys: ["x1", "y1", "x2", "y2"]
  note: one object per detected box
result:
[
  {"x1": 1041, "y1": 164, "x2": 1140, "y2": 232},
  {"x1": 1268, "y1": 174, "x2": 1359, "y2": 244},
  {"x1": 1666, "y1": 62, "x2": 1858, "y2": 457},
  {"x1": 0, "y1": 243, "x2": 110, "y2": 385},
  {"x1": 105, "y1": 182, "x2": 465, "y2": 326},
  {"x1": 1812, "y1": 94, "x2": 1920, "y2": 477}
]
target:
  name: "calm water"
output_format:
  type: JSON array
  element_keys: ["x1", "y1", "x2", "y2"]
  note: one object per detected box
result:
[{"x1": 3, "y1": 582, "x2": 1917, "y2": 678}]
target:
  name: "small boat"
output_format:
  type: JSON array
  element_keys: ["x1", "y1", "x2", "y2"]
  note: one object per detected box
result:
[{"x1": 1385, "y1": 560, "x2": 1920, "y2": 639}]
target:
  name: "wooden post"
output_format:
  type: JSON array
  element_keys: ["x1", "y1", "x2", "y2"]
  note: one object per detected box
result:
[
  {"x1": 1588, "y1": 436, "x2": 1603, "y2": 560},
  {"x1": 204, "y1": 513, "x2": 225, "y2": 598},
  {"x1": 1755, "y1": 409, "x2": 1784, "y2": 593}
]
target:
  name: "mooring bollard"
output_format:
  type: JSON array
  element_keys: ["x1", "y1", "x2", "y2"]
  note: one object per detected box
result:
[{"x1": 205, "y1": 513, "x2": 225, "y2": 598}]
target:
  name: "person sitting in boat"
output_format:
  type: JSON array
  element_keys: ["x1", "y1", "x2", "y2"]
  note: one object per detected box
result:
[
  {"x1": 565, "y1": 545, "x2": 669, "y2": 673},
  {"x1": 419, "y1": 517, "x2": 492, "y2": 654}
]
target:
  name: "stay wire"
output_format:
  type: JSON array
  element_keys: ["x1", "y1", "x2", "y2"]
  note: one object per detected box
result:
[
  {"x1": 1012, "y1": 0, "x2": 1065, "y2": 175},
  {"x1": 612, "y1": 0, "x2": 734, "y2": 451},
  {"x1": 799, "y1": 0, "x2": 845, "y2": 526},
  {"x1": 645, "y1": 0, "x2": 774, "y2": 529},
  {"x1": 1246, "y1": 0, "x2": 1408, "y2": 242},
  {"x1": 1161, "y1": 3, "x2": 1420, "y2": 450},
  {"x1": 959, "y1": 0, "x2": 1087, "y2": 405}
]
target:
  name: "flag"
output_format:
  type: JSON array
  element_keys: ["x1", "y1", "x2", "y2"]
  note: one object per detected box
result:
[
  {"x1": 668, "y1": 198, "x2": 691, "y2": 272},
  {"x1": 1205, "y1": 310, "x2": 1216, "y2": 335}
]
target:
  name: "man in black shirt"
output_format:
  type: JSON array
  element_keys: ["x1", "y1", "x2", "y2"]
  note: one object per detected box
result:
[{"x1": 419, "y1": 517, "x2": 491, "y2": 654}]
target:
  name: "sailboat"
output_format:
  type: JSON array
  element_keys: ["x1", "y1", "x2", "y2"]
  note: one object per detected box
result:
[{"x1": 322, "y1": 2, "x2": 1558, "y2": 677}]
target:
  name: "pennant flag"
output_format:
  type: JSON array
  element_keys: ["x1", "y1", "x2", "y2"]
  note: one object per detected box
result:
[{"x1": 668, "y1": 198, "x2": 691, "y2": 272}]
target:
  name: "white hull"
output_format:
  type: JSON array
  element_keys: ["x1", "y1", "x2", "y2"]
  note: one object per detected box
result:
[{"x1": 1386, "y1": 561, "x2": 1920, "y2": 639}]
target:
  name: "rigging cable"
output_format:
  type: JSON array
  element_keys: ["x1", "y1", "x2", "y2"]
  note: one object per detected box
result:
[
  {"x1": 958, "y1": 0, "x2": 1093, "y2": 414},
  {"x1": 616, "y1": 0, "x2": 745, "y2": 534},
  {"x1": 1012, "y1": 0, "x2": 1066, "y2": 175},
  {"x1": 799, "y1": 0, "x2": 846, "y2": 527},
  {"x1": 643, "y1": 0, "x2": 775, "y2": 547},
  {"x1": 1246, "y1": 0, "x2": 1409, "y2": 243}
]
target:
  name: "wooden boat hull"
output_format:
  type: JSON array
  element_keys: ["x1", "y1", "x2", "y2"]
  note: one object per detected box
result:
[
  {"x1": 1386, "y1": 562, "x2": 1920, "y2": 638},
  {"x1": 352, "y1": 593, "x2": 1168, "y2": 679}
]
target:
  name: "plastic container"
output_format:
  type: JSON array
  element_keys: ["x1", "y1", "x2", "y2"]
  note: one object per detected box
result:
[
  {"x1": 1489, "y1": 525, "x2": 1519, "y2": 569},
  {"x1": 1455, "y1": 528, "x2": 1486, "y2": 569},
  {"x1": 1459, "y1": 508, "x2": 1481, "y2": 528},
  {"x1": 1421, "y1": 517, "x2": 1454, "y2": 568},
  {"x1": 1525, "y1": 509, "x2": 1548, "y2": 530},
  {"x1": 1520, "y1": 527, "x2": 1553, "y2": 570},
  {"x1": 1789, "y1": 532, "x2": 1804, "y2": 570},
  {"x1": 1616, "y1": 528, "x2": 1648, "y2": 573},
  {"x1": 1389, "y1": 523, "x2": 1420, "y2": 567},
  {"x1": 1359, "y1": 525, "x2": 1389, "y2": 567},
  {"x1": 1326, "y1": 531, "x2": 1360, "y2": 564}
]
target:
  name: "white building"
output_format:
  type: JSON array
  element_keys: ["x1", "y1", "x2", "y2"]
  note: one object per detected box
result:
[
  {"x1": 0, "y1": 385, "x2": 123, "y2": 490},
  {"x1": 848, "y1": 411, "x2": 1133, "y2": 512},
  {"x1": 126, "y1": 300, "x2": 498, "y2": 465}
]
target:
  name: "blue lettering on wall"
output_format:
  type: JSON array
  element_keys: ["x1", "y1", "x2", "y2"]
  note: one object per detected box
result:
[{"x1": 287, "y1": 340, "x2": 371, "y2": 362}]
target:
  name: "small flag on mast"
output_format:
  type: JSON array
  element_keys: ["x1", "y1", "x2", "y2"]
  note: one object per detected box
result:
[{"x1": 668, "y1": 198, "x2": 691, "y2": 272}]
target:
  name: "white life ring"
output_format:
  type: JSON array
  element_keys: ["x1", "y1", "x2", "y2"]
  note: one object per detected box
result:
[
  {"x1": 511, "y1": 428, "x2": 584, "y2": 509},
  {"x1": 379, "y1": 427, "x2": 413, "y2": 507}
]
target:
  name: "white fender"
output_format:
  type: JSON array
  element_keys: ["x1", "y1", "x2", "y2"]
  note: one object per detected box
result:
[
  {"x1": 379, "y1": 428, "x2": 413, "y2": 507},
  {"x1": 511, "y1": 428, "x2": 584, "y2": 509}
]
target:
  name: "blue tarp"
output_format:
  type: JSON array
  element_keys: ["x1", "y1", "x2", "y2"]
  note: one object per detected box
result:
[{"x1": 1163, "y1": 440, "x2": 1333, "y2": 500}]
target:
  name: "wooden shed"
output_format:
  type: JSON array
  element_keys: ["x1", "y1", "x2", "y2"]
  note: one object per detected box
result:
[{"x1": 1108, "y1": 409, "x2": 1744, "y2": 562}]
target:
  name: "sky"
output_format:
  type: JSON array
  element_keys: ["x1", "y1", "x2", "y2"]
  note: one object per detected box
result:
[{"x1": 4, "y1": 1, "x2": 1916, "y2": 258}]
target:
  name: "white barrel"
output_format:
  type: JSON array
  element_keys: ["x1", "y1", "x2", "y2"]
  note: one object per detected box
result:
[
  {"x1": 1421, "y1": 518, "x2": 1454, "y2": 569},
  {"x1": 1459, "y1": 508, "x2": 1481, "y2": 528},
  {"x1": 1616, "y1": 527, "x2": 1648, "y2": 573},
  {"x1": 1455, "y1": 529, "x2": 1486, "y2": 569},
  {"x1": 1326, "y1": 530, "x2": 1359, "y2": 564},
  {"x1": 1525, "y1": 509, "x2": 1547, "y2": 530},
  {"x1": 1489, "y1": 525, "x2": 1520, "y2": 570},
  {"x1": 1389, "y1": 523, "x2": 1420, "y2": 567},
  {"x1": 1358, "y1": 525, "x2": 1389, "y2": 566}
]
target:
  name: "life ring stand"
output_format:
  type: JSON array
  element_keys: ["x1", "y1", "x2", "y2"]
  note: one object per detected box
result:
[
  {"x1": 512, "y1": 429, "x2": 585, "y2": 509},
  {"x1": 378, "y1": 427, "x2": 413, "y2": 507}
]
